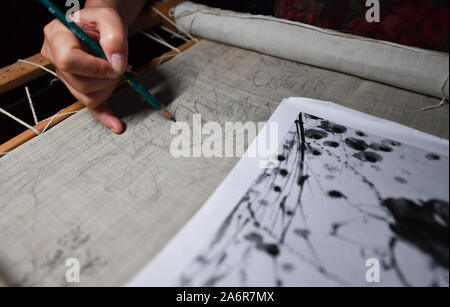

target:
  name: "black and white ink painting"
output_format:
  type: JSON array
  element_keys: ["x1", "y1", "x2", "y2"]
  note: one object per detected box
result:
[
  {"x1": 178, "y1": 117, "x2": 448, "y2": 286},
  {"x1": 129, "y1": 98, "x2": 449, "y2": 287}
]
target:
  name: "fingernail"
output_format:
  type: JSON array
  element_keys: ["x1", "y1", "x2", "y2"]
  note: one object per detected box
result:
[
  {"x1": 110, "y1": 121, "x2": 122, "y2": 134},
  {"x1": 111, "y1": 53, "x2": 127, "y2": 74},
  {"x1": 110, "y1": 123, "x2": 119, "y2": 134}
]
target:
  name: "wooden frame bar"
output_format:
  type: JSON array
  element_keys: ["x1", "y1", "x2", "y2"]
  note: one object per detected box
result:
[{"x1": 0, "y1": 54, "x2": 52, "y2": 95}]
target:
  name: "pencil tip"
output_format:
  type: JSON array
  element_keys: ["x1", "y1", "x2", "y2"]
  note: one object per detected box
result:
[{"x1": 160, "y1": 107, "x2": 176, "y2": 122}]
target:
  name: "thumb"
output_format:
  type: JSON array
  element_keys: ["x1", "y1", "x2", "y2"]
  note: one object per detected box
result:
[{"x1": 86, "y1": 8, "x2": 129, "y2": 74}]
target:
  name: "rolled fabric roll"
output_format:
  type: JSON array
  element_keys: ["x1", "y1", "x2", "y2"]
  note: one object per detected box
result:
[{"x1": 174, "y1": 1, "x2": 449, "y2": 100}]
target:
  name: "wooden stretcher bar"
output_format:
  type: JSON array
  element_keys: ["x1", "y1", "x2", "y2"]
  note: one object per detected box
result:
[
  {"x1": 0, "y1": 54, "x2": 53, "y2": 96},
  {"x1": 0, "y1": 0, "x2": 192, "y2": 155}
]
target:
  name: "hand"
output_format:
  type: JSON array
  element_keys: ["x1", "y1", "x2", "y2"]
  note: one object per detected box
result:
[{"x1": 41, "y1": 7, "x2": 128, "y2": 134}]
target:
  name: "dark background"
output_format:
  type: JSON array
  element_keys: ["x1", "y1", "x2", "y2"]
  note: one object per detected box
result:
[
  {"x1": 0, "y1": 0, "x2": 273, "y2": 144},
  {"x1": 0, "y1": 0, "x2": 274, "y2": 68}
]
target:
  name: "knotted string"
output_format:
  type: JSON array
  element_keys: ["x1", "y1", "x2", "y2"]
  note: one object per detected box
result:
[
  {"x1": 0, "y1": 59, "x2": 80, "y2": 157},
  {"x1": 153, "y1": 6, "x2": 199, "y2": 43}
]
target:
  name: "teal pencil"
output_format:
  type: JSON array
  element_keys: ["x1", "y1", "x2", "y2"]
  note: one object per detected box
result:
[{"x1": 37, "y1": 0, "x2": 175, "y2": 121}]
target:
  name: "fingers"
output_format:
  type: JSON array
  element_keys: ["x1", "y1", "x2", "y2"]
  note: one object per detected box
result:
[
  {"x1": 59, "y1": 70, "x2": 119, "y2": 94},
  {"x1": 56, "y1": 70, "x2": 123, "y2": 134},
  {"x1": 42, "y1": 6, "x2": 129, "y2": 78},
  {"x1": 88, "y1": 104, "x2": 124, "y2": 134},
  {"x1": 81, "y1": 8, "x2": 129, "y2": 74},
  {"x1": 43, "y1": 20, "x2": 118, "y2": 79},
  {"x1": 56, "y1": 68, "x2": 118, "y2": 108},
  {"x1": 41, "y1": 7, "x2": 130, "y2": 133}
]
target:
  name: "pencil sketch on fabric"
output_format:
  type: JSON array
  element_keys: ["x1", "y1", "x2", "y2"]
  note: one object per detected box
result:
[{"x1": 0, "y1": 39, "x2": 448, "y2": 286}]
